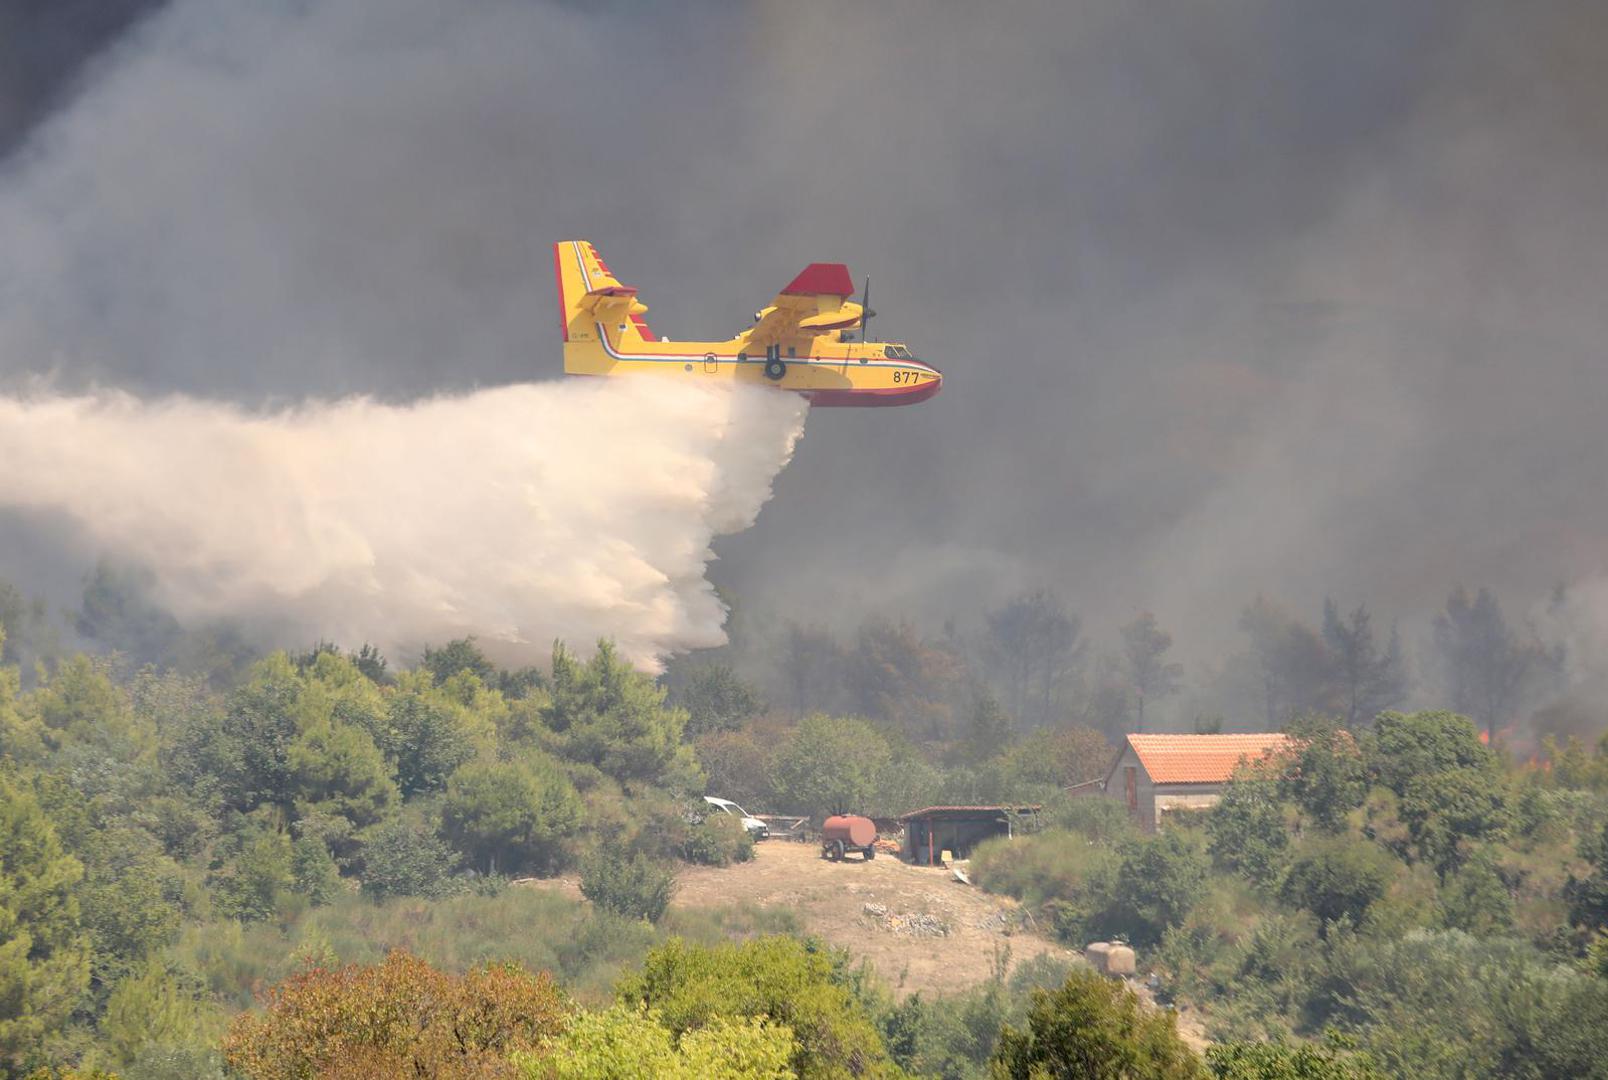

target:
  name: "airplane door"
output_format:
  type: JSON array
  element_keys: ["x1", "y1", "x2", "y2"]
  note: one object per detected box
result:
[{"x1": 703, "y1": 352, "x2": 719, "y2": 373}]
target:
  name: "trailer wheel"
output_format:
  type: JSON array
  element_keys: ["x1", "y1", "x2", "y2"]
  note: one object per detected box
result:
[
  {"x1": 864, "y1": 846, "x2": 876, "y2": 861},
  {"x1": 826, "y1": 839, "x2": 845, "y2": 861}
]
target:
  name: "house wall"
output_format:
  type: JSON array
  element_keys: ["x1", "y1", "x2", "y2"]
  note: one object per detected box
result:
[
  {"x1": 1103, "y1": 748, "x2": 1227, "y2": 832},
  {"x1": 1152, "y1": 787, "x2": 1224, "y2": 823},
  {"x1": 1103, "y1": 745, "x2": 1158, "y2": 831}
]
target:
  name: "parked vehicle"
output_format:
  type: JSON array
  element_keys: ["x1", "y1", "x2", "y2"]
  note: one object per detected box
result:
[
  {"x1": 821, "y1": 815, "x2": 877, "y2": 861},
  {"x1": 703, "y1": 796, "x2": 769, "y2": 840}
]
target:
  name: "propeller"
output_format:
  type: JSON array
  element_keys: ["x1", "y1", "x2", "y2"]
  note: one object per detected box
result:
[{"x1": 859, "y1": 275, "x2": 877, "y2": 342}]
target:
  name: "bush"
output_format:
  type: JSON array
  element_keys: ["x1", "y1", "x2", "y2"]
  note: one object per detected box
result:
[
  {"x1": 682, "y1": 813, "x2": 754, "y2": 867},
  {"x1": 222, "y1": 950, "x2": 567, "y2": 1079},
  {"x1": 521, "y1": 1004, "x2": 794, "y2": 1080},
  {"x1": 990, "y1": 969, "x2": 1205, "y2": 1079},
  {"x1": 440, "y1": 754, "x2": 581, "y2": 876},
  {"x1": 1044, "y1": 796, "x2": 1138, "y2": 844},
  {"x1": 580, "y1": 847, "x2": 677, "y2": 923},
  {"x1": 615, "y1": 936, "x2": 900, "y2": 1079},
  {"x1": 1280, "y1": 837, "x2": 1396, "y2": 933},
  {"x1": 1206, "y1": 1036, "x2": 1385, "y2": 1079},
  {"x1": 1208, "y1": 769, "x2": 1289, "y2": 886},
  {"x1": 1104, "y1": 829, "x2": 1211, "y2": 946},
  {"x1": 972, "y1": 831, "x2": 1120, "y2": 944},
  {"x1": 359, "y1": 814, "x2": 464, "y2": 902}
]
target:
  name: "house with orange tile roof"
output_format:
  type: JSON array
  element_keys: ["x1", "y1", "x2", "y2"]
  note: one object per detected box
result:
[{"x1": 1103, "y1": 733, "x2": 1292, "y2": 832}]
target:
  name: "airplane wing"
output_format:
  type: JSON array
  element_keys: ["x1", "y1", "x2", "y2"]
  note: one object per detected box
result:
[{"x1": 750, "y1": 263, "x2": 866, "y2": 347}]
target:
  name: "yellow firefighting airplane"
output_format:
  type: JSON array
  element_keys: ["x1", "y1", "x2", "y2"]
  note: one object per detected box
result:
[{"x1": 554, "y1": 240, "x2": 941, "y2": 406}]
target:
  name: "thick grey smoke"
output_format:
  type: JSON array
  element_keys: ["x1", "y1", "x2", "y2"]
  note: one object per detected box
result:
[
  {"x1": 0, "y1": 380, "x2": 803, "y2": 667},
  {"x1": 3, "y1": 0, "x2": 1608, "y2": 712}
]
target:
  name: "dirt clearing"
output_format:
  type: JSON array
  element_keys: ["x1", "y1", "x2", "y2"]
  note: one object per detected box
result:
[{"x1": 531, "y1": 839, "x2": 1071, "y2": 996}]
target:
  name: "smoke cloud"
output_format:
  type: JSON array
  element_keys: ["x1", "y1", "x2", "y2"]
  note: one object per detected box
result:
[
  {"x1": 2, "y1": 0, "x2": 1608, "y2": 714},
  {"x1": 0, "y1": 380, "x2": 804, "y2": 666}
]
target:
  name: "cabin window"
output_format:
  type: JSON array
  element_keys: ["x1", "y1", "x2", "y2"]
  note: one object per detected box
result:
[{"x1": 884, "y1": 345, "x2": 899, "y2": 359}]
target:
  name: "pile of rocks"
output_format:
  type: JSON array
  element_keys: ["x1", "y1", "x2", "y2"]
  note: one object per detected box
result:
[{"x1": 861, "y1": 902, "x2": 949, "y2": 938}]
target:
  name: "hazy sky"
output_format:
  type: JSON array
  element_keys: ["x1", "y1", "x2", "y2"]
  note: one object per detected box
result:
[{"x1": 2, "y1": 0, "x2": 1606, "y2": 671}]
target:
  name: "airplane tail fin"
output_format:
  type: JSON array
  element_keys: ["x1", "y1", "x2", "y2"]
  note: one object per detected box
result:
[{"x1": 554, "y1": 241, "x2": 655, "y2": 372}]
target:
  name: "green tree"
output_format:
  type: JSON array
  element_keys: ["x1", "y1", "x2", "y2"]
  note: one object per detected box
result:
[
  {"x1": 1279, "y1": 836, "x2": 1396, "y2": 932},
  {"x1": 360, "y1": 815, "x2": 462, "y2": 901},
  {"x1": 1280, "y1": 716, "x2": 1366, "y2": 832},
  {"x1": 0, "y1": 773, "x2": 91, "y2": 1071},
  {"x1": 99, "y1": 961, "x2": 208, "y2": 1069},
  {"x1": 288, "y1": 721, "x2": 397, "y2": 837},
  {"x1": 961, "y1": 693, "x2": 1014, "y2": 762},
  {"x1": 211, "y1": 828, "x2": 294, "y2": 923},
  {"x1": 771, "y1": 714, "x2": 891, "y2": 818},
  {"x1": 421, "y1": 637, "x2": 497, "y2": 686},
  {"x1": 1437, "y1": 853, "x2": 1513, "y2": 935},
  {"x1": 543, "y1": 642, "x2": 691, "y2": 785},
  {"x1": 1208, "y1": 766, "x2": 1290, "y2": 886},
  {"x1": 1369, "y1": 712, "x2": 1507, "y2": 872},
  {"x1": 440, "y1": 755, "x2": 580, "y2": 875},
  {"x1": 1368, "y1": 711, "x2": 1496, "y2": 797},
  {"x1": 989, "y1": 968, "x2": 1205, "y2": 1079},
  {"x1": 985, "y1": 591, "x2": 1085, "y2": 730},
  {"x1": 375, "y1": 689, "x2": 479, "y2": 797},
  {"x1": 1105, "y1": 830, "x2": 1209, "y2": 946},
  {"x1": 676, "y1": 662, "x2": 764, "y2": 738}
]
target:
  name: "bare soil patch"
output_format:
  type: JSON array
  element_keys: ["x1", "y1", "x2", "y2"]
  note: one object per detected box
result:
[
  {"x1": 525, "y1": 839, "x2": 1209, "y2": 1047},
  {"x1": 532, "y1": 839, "x2": 1069, "y2": 996}
]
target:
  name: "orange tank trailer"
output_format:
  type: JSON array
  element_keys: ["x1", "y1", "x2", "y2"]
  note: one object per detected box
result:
[{"x1": 820, "y1": 815, "x2": 877, "y2": 861}]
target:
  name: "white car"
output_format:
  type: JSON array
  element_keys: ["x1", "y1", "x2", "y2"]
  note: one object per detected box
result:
[{"x1": 703, "y1": 796, "x2": 769, "y2": 840}]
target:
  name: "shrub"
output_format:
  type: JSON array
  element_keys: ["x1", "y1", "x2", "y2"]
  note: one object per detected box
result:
[
  {"x1": 440, "y1": 754, "x2": 581, "y2": 876},
  {"x1": 990, "y1": 969, "x2": 1205, "y2": 1079},
  {"x1": 580, "y1": 847, "x2": 677, "y2": 923},
  {"x1": 682, "y1": 813, "x2": 754, "y2": 867},
  {"x1": 972, "y1": 830, "x2": 1120, "y2": 944},
  {"x1": 1208, "y1": 768, "x2": 1289, "y2": 886},
  {"x1": 615, "y1": 936, "x2": 899, "y2": 1080},
  {"x1": 1206, "y1": 1035, "x2": 1386, "y2": 1078},
  {"x1": 222, "y1": 950, "x2": 567, "y2": 1079},
  {"x1": 1044, "y1": 796, "x2": 1138, "y2": 844},
  {"x1": 1104, "y1": 829, "x2": 1211, "y2": 946},
  {"x1": 1280, "y1": 836, "x2": 1397, "y2": 932},
  {"x1": 520, "y1": 1004, "x2": 794, "y2": 1080},
  {"x1": 360, "y1": 814, "x2": 463, "y2": 902}
]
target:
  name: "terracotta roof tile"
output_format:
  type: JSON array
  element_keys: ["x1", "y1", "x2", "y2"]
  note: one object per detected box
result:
[{"x1": 1126, "y1": 733, "x2": 1291, "y2": 785}]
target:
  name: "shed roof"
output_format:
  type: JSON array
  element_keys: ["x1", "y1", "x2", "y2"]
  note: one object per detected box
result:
[
  {"x1": 897, "y1": 805, "x2": 1041, "y2": 821},
  {"x1": 1122, "y1": 733, "x2": 1291, "y2": 785}
]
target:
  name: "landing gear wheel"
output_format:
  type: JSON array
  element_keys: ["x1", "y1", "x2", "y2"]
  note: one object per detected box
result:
[{"x1": 763, "y1": 356, "x2": 787, "y2": 380}]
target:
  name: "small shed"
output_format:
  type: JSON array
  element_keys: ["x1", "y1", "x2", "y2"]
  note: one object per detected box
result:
[
  {"x1": 1104, "y1": 733, "x2": 1291, "y2": 833},
  {"x1": 898, "y1": 805, "x2": 1040, "y2": 865}
]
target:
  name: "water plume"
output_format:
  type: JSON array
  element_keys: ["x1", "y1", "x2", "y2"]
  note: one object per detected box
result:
[{"x1": 0, "y1": 378, "x2": 805, "y2": 666}]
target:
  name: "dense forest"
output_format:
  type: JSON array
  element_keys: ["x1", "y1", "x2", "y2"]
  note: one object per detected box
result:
[{"x1": 1, "y1": 567, "x2": 1606, "y2": 1078}]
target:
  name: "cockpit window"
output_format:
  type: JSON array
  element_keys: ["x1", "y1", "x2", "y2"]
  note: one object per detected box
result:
[{"x1": 884, "y1": 345, "x2": 915, "y2": 359}]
